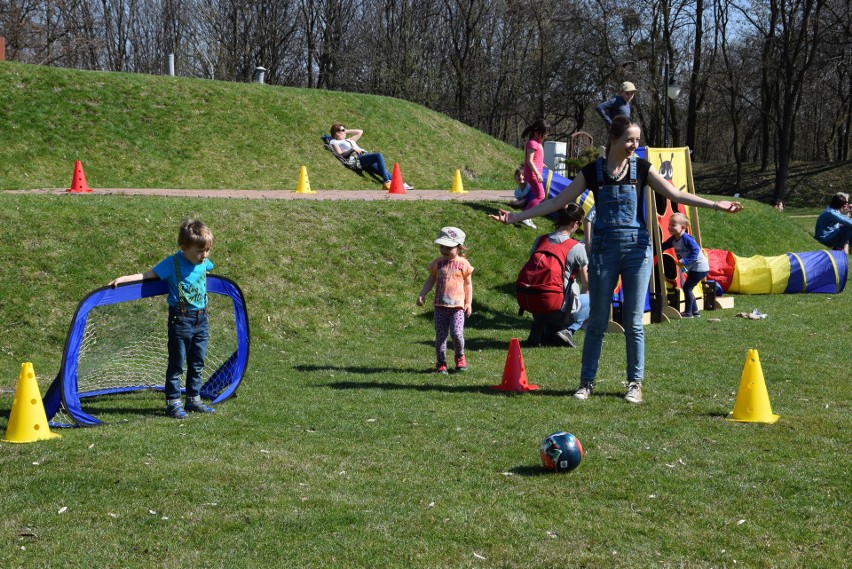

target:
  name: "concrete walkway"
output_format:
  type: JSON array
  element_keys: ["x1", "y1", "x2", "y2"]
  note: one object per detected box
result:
[{"x1": 13, "y1": 188, "x2": 516, "y2": 201}]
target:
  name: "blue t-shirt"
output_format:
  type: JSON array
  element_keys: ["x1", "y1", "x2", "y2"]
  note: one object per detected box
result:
[
  {"x1": 153, "y1": 251, "x2": 214, "y2": 309},
  {"x1": 661, "y1": 232, "x2": 709, "y2": 272}
]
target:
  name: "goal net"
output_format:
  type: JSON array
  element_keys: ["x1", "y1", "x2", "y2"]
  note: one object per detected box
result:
[{"x1": 44, "y1": 275, "x2": 249, "y2": 427}]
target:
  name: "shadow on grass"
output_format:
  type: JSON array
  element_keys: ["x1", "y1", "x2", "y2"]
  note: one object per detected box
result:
[
  {"x1": 82, "y1": 405, "x2": 167, "y2": 418},
  {"x1": 508, "y1": 465, "x2": 550, "y2": 477},
  {"x1": 458, "y1": 201, "x2": 508, "y2": 216},
  {"x1": 705, "y1": 411, "x2": 732, "y2": 419},
  {"x1": 319, "y1": 376, "x2": 577, "y2": 397}
]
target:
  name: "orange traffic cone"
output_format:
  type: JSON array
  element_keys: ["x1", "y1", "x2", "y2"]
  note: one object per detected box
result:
[
  {"x1": 491, "y1": 338, "x2": 539, "y2": 392},
  {"x1": 66, "y1": 160, "x2": 92, "y2": 193},
  {"x1": 388, "y1": 163, "x2": 406, "y2": 194}
]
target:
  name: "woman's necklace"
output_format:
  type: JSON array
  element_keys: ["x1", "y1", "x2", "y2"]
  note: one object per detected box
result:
[{"x1": 606, "y1": 158, "x2": 628, "y2": 181}]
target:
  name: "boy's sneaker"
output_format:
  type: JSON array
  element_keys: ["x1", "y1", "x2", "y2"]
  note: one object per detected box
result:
[
  {"x1": 693, "y1": 312, "x2": 701, "y2": 318},
  {"x1": 403, "y1": 183, "x2": 414, "y2": 191},
  {"x1": 166, "y1": 401, "x2": 188, "y2": 419},
  {"x1": 573, "y1": 383, "x2": 593, "y2": 400},
  {"x1": 680, "y1": 311, "x2": 693, "y2": 318},
  {"x1": 625, "y1": 381, "x2": 643, "y2": 403},
  {"x1": 382, "y1": 181, "x2": 392, "y2": 191},
  {"x1": 185, "y1": 399, "x2": 216, "y2": 414},
  {"x1": 521, "y1": 219, "x2": 537, "y2": 229},
  {"x1": 435, "y1": 363, "x2": 449, "y2": 374},
  {"x1": 455, "y1": 354, "x2": 468, "y2": 371}
]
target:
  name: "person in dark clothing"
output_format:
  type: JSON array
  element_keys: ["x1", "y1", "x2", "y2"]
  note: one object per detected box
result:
[{"x1": 595, "y1": 82, "x2": 637, "y2": 128}]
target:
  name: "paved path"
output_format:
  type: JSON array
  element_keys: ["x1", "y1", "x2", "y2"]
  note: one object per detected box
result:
[{"x1": 13, "y1": 188, "x2": 516, "y2": 201}]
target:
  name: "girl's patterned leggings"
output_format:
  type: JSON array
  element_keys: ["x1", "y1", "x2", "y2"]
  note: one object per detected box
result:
[{"x1": 434, "y1": 306, "x2": 465, "y2": 364}]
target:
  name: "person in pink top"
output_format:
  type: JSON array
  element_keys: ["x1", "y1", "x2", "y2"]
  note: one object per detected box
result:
[
  {"x1": 522, "y1": 119, "x2": 551, "y2": 211},
  {"x1": 416, "y1": 227, "x2": 474, "y2": 374}
]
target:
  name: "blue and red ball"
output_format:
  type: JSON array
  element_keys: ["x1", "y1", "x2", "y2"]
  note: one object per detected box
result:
[{"x1": 540, "y1": 431, "x2": 584, "y2": 473}]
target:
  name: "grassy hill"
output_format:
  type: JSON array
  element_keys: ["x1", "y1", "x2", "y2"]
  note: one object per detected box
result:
[
  {"x1": 692, "y1": 160, "x2": 852, "y2": 209},
  {"x1": 3, "y1": 60, "x2": 850, "y2": 205},
  {"x1": 0, "y1": 61, "x2": 522, "y2": 191}
]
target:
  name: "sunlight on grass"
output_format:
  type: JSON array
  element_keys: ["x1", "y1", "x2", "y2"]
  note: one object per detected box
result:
[{"x1": 0, "y1": 194, "x2": 848, "y2": 567}]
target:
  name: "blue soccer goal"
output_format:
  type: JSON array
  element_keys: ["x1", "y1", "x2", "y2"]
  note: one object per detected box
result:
[{"x1": 44, "y1": 275, "x2": 249, "y2": 427}]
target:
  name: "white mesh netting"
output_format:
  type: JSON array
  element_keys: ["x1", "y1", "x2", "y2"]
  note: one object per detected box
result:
[{"x1": 49, "y1": 292, "x2": 240, "y2": 426}]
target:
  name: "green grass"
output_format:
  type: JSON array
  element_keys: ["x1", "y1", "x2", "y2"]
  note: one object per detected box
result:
[
  {"x1": 0, "y1": 193, "x2": 849, "y2": 567},
  {"x1": 0, "y1": 61, "x2": 521, "y2": 191}
]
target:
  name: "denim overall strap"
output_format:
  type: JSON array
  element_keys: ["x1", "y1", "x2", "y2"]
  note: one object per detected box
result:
[
  {"x1": 629, "y1": 155, "x2": 637, "y2": 185},
  {"x1": 630, "y1": 155, "x2": 644, "y2": 227}
]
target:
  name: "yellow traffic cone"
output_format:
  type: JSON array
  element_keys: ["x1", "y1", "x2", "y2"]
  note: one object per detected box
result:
[
  {"x1": 727, "y1": 349, "x2": 780, "y2": 423},
  {"x1": 294, "y1": 166, "x2": 316, "y2": 194},
  {"x1": 450, "y1": 169, "x2": 467, "y2": 194},
  {"x1": 3, "y1": 363, "x2": 62, "y2": 443}
]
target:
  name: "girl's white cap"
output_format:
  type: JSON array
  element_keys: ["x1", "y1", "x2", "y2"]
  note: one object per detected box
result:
[{"x1": 435, "y1": 227, "x2": 466, "y2": 247}]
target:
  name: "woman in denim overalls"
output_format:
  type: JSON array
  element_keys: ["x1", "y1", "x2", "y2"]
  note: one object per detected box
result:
[{"x1": 493, "y1": 116, "x2": 742, "y2": 403}]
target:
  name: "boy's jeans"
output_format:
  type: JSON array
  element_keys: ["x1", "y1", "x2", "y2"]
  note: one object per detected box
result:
[
  {"x1": 165, "y1": 307, "x2": 209, "y2": 401},
  {"x1": 581, "y1": 229, "x2": 652, "y2": 383},
  {"x1": 682, "y1": 270, "x2": 709, "y2": 314}
]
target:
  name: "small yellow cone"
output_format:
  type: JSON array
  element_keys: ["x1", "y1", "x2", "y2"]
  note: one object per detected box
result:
[
  {"x1": 727, "y1": 349, "x2": 780, "y2": 424},
  {"x1": 450, "y1": 169, "x2": 467, "y2": 194},
  {"x1": 4, "y1": 363, "x2": 62, "y2": 443},
  {"x1": 294, "y1": 166, "x2": 316, "y2": 194}
]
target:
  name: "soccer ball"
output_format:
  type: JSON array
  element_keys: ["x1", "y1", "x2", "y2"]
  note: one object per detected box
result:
[{"x1": 540, "y1": 431, "x2": 584, "y2": 473}]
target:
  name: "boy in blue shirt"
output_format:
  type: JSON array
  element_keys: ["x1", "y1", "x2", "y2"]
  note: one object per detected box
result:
[
  {"x1": 109, "y1": 219, "x2": 216, "y2": 419},
  {"x1": 662, "y1": 213, "x2": 710, "y2": 318},
  {"x1": 815, "y1": 192, "x2": 852, "y2": 254}
]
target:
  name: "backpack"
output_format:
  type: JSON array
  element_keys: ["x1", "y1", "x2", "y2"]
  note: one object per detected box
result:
[{"x1": 516, "y1": 237, "x2": 580, "y2": 314}]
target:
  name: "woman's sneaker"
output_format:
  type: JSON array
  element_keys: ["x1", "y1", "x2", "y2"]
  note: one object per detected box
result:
[
  {"x1": 624, "y1": 381, "x2": 643, "y2": 403},
  {"x1": 573, "y1": 383, "x2": 593, "y2": 400},
  {"x1": 185, "y1": 399, "x2": 216, "y2": 413},
  {"x1": 166, "y1": 401, "x2": 188, "y2": 419}
]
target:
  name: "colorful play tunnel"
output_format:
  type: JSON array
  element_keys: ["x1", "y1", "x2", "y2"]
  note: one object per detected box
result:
[{"x1": 707, "y1": 249, "x2": 847, "y2": 294}]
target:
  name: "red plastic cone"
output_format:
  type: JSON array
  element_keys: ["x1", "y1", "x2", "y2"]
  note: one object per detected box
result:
[
  {"x1": 388, "y1": 163, "x2": 406, "y2": 194},
  {"x1": 491, "y1": 338, "x2": 539, "y2": 392},
  {"x1": 66, "y1": 160, "x2": 92, "y2": 193}
]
